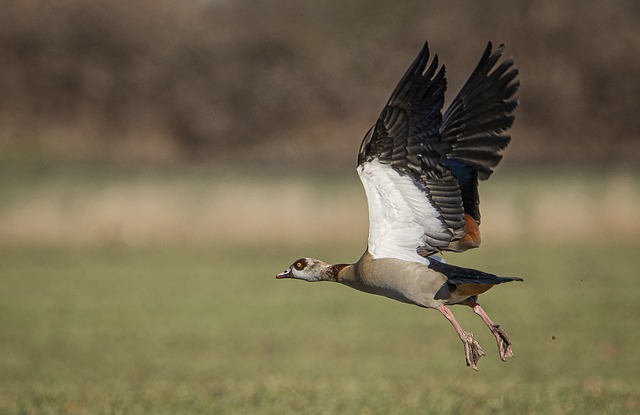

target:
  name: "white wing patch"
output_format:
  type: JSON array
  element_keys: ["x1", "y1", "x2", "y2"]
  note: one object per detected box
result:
[{"x1": 357, "y1": 159, "x2": 449, "y2": 264}]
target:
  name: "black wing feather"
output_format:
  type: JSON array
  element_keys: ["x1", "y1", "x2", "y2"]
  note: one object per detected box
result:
[
  {"x1": 359, "y1": 42, "x2": 446, "y2": 172},
  {"x1": 440, "y1": 42, "x2": 520, "y2": 180},
  {"x1": 358, "y1": 43, "x2": 466, "y2": 254},
  {"x1": 357, "y1": 41, "x2": 519, "y2": 256}
]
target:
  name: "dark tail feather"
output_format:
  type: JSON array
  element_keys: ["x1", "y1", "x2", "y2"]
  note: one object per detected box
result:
[
  {"x1": 428, "y1": 257, "x2": 522, "y2": 286},
  {"x1": 430, "y1": 258, "x2": 522, "y2": 300}
]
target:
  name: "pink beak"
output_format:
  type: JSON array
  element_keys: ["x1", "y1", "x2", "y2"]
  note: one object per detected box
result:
[{"x1": 276, "y1": 268, "x2": 293, "y2": 279}]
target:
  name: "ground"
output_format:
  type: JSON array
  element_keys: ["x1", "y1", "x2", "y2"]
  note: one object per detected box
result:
[
  {"x1": 1, "y1": 240, "x2": 639, "y2": 414},
  {"x1": 0, "y1": 168, "x2": 639, "y2": 414}
]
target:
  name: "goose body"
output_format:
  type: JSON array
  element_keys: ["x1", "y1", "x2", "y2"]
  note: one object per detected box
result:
[{"x1": 277, "y1": 41, "x2": 521, "y2": 370}]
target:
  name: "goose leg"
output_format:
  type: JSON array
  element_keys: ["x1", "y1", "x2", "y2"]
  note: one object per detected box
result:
[
  {"x1": 466, "y1": 299, "x2": 513, "y2": 361},
  {"x1": 437, "y1": 305, "x2": 485, "y2": 370}
]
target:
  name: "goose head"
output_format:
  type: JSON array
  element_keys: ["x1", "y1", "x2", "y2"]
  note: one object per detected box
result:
[{"x1": 276, "y1": 258, "x2": 330, "y2": 282}]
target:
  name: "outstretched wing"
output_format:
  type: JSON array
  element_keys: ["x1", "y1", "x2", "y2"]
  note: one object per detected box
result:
[
  {"x1": 357, "y1": 43, "x2": 466, "y2": 262},
  {"x1": 440, "y1": 42, "x2": 520, "y2": 222}
]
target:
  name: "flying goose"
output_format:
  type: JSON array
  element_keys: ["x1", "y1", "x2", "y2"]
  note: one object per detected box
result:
[{"x1": 276, "y1": 41, "x2": 521, "y2": 370}]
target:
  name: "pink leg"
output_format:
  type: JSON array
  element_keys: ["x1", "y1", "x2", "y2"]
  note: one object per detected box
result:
[
  {"x1": 466, "y1": 299, "x2": 514, "y2": 361},
  {"x1": 437, "y1": 305, "x2": 485, "y2": 370}
]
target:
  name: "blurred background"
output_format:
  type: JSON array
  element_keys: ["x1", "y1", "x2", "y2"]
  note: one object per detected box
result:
[
  {"x1": 1, "y1": 0, "x2": 640, "y2": 166},
  {"x1": 1, "y1": 0, "x2": 640, "y2": 413},
  {"x1": 0, "y1": 0, "x2": 639, "y2": 246}
]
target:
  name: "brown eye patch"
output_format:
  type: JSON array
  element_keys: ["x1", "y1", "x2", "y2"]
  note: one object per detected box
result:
[{"x1": 293, "y1": 259, "x2": 307, "y2": 270}]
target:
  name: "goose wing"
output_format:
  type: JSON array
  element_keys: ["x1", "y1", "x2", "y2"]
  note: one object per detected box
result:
[
  {"x1": 440, "y1": 42, "x2": 519, "y2": 223},
  {"x1": 357, "y1": 42, "x2": 519, "y2": 262},
  {"x1": 357, "y1": 43, "x2": 465, "y2": 263},
  {"x1": 441, "y1": 42, "x2": 519, "y2": 181}
]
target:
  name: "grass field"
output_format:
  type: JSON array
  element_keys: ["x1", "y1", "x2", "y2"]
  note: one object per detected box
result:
[
  {"x1": 1, "y1": 167, "x2": 640, "y2": 413},
  {"x1": 1, "y1": 240, "x2": 639, "y2": 414}
]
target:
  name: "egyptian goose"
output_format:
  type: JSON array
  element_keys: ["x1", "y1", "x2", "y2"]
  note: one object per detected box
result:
[{"x1": 276, "y1": 42, "x2": 521, "y2": 370}]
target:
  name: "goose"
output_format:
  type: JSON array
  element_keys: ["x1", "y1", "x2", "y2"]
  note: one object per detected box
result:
[{"x1": 276, "y1": 41, "x2": 521, "y2": 370}]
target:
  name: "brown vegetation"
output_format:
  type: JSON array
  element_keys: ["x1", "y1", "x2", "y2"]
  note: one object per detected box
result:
[
  {"x1": 2, "y1": 170, "x2": 638, "y2": 246},
  {"x1": 1, "y1": 0, "x2": 639, "y2": 166}
]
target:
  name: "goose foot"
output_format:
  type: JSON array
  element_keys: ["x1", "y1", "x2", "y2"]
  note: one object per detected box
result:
[
  {"x1": 461, "y1": 331, "x2": 485, "y2": 370},
  {"x1": 467, "y1": 299, "x2": 514, "y2": 361},
  {"x1": 490, "y1": 324, "x2": 513, "y2": 361}
]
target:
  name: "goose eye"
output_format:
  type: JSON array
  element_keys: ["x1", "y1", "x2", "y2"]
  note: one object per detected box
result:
[{"x1": 294, "y1": 260, "x2": 305, "y2": 270}]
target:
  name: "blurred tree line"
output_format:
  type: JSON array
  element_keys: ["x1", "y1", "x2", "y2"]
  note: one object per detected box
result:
[{"x1": 0, "y1": 0, "x2": 638, "y2": 167}]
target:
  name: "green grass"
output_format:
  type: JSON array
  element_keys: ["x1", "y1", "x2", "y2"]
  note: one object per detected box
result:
[{"x1": 1, "y1": 241, "x2": 639, "y2": 414}]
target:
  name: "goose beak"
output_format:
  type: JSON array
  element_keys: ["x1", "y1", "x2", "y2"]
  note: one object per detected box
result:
[{"x1": 276, "y1": 268, "x2": 293, "y2": 279}]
